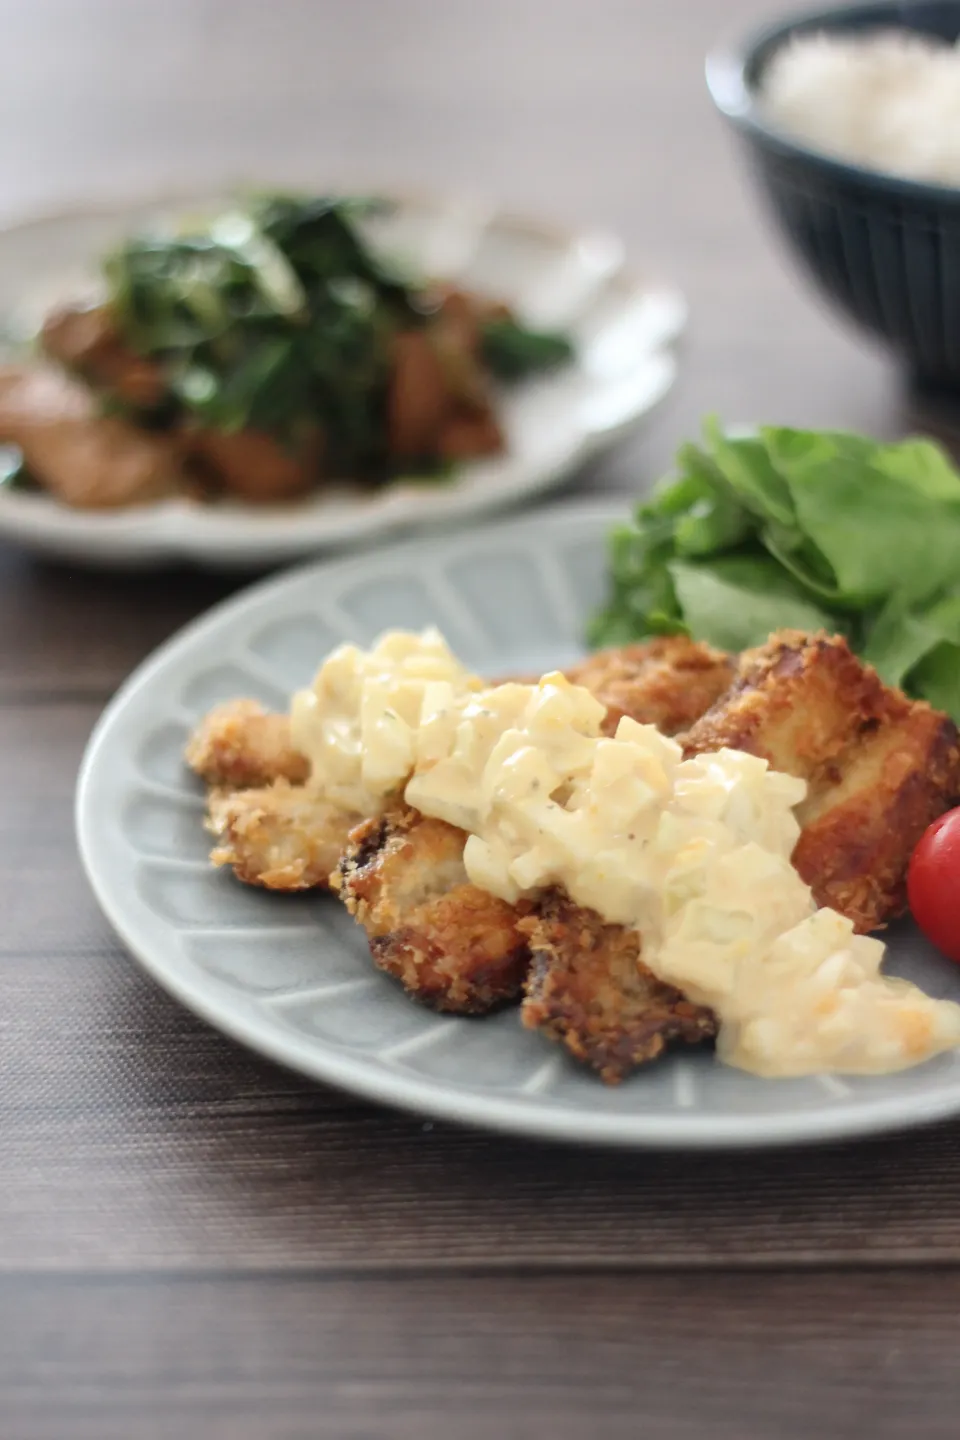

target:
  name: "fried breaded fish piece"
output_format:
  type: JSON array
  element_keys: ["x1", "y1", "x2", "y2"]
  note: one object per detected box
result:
[
  {"x1": 519, "y1": 893, "x2": 718, "y2": 1084},
  {"x1": 335, "y1": 807, "x2": 532, "y2": 1013},
  {"x1": 332, "y1": 640, "x2": 736, "y2": 1013},
  {"x1": 682, "y1": 631, "x2": 960, "y2": 932},
  {"x1": 207, "y1": 782, "x2": 362, "y2": 892},
  {"x1": 566, "y1": 636, "x2": 735, "y2": 738},
  {"x1": 520, "y1": 632, "x2": 959, "y2": 1081},
  {"x1": 185, "y1": 699, "x2": 310, "y2": 790},
  {"x1": 190, "y1": 638, "x2": 731, "y2": 791},
  {"x1": 190, "y1": 638, "x2": 733, "y2": 896},
  {"x1": 187, "y1": 700, "x2": 318, "y2": 887}
]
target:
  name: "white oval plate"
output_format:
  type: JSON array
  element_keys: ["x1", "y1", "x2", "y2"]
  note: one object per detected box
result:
[
  {"x1": 0, "y1": 193, "x2": 684, "y2": 569},
  {"x1": 76, "y1": 503, "x2": 960, "y2": 1148}
]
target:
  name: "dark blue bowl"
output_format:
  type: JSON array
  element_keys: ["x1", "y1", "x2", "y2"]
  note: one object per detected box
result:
[{"x1": 707, "y1": 2, "x2": 960, "y2": 396}]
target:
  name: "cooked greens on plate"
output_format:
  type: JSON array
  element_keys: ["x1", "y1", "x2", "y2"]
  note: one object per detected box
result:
[
  {"x1": 0, "y1": 194, "x2": 574, "y2": 510},
  {"x1": 589, "y1": 419, "x2": 960, "y2": 721}
]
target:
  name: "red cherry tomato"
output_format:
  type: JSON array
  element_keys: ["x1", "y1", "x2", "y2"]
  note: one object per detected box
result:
[{"x1": 908, "y1": 807, "x2": 960, "y2": 963}]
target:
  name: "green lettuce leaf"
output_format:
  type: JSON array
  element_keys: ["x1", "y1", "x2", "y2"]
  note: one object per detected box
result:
[
  {"x1": 767, "y1": 430, "x2": 960, "y2": 608},
  {"x1": 589, "y1": 418, "x2": 960, "y2": 722},
  {"x1": 703, "y1": 418, "x2": 796, "y2": 525},
  {"x1": 911, "y1": 641, "x2": 960, "y2": 717},
  {"x1": 667, "y1": 556, "x2": 839, "y2": 654},
  {"x1": 865, "y1": 592, "x2": 960, "y2": 708}
]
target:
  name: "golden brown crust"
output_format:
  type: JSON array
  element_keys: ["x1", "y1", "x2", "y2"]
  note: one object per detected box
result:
[
  {"x1": 565, "y1": 636, "x2": 735, "y2": 737},
  {"x1": 682, "y1": 630, "x2": 960, "y2": 931},
  {"x1": 681, "y1": 630, "x2": 881, "y2": 776},
  {"x1": 185, "y1": 700, "x2": 310, "y2": 790},
  {"x1": 793, "y1": 699, "x2": 959, "y2": 929},
  {"x1": 520, "y1": 892, "x2": 717, "y2": 1084},
  {"x1": 336, "y1": 807, "x2": 532, "y2": 1014},
  {"x1": 207, "y1": 781, "x2": 359, "y2": 891}
]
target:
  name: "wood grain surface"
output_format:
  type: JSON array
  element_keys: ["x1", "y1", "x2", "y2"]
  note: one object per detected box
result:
[{"x1": 2, "y1": 1, "x2": 958, "y2": 1437}]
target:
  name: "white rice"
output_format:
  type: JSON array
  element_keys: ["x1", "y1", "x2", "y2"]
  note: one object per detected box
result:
[{"x1": 760, "y1": 29, "x2": 960, "y2": 186}]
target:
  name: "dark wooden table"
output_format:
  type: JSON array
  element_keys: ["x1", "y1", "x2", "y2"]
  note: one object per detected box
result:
[{"x1": 3, "y1": 2, "x2": 958, "y2": 1436}]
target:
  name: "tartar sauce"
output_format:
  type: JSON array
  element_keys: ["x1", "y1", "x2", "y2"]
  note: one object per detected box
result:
[
  {"x1": 290, "y1": 629, "x2": 960, "y2": 1078},
  {"x1": 289, "y1": 626, "x2": 481, "y2": 814}
]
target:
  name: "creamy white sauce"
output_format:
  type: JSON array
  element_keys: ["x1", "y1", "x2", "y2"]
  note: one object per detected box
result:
[
  {"x1": 289, "y1": 626, "x2": 481, "y2": 815},
  {"x1": 290, "y1": 629, "x2": 960, "y2": 1078}
]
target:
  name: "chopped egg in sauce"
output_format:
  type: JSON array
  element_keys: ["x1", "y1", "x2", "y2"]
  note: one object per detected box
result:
[
  {"x1": 290, "y1": 629, "x2": 960, "y2": 1078},
  {"x1": 289, "y1": 626, "x2": 482, "y2": 814}
]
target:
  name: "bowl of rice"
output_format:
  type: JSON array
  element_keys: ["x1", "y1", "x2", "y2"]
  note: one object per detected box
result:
[{"x1": 707, "y1": 2, "x2": 960, "y2": 397}]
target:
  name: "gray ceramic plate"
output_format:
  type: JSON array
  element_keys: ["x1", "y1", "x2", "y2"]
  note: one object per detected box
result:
[{"x1": 76, "y1": 504, "x2": 960, "y2": 1148}]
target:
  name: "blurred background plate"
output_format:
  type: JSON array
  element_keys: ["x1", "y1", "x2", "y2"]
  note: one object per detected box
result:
[{"x1": 0, "y1": 191, "x2": 685, "y2": 569}]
